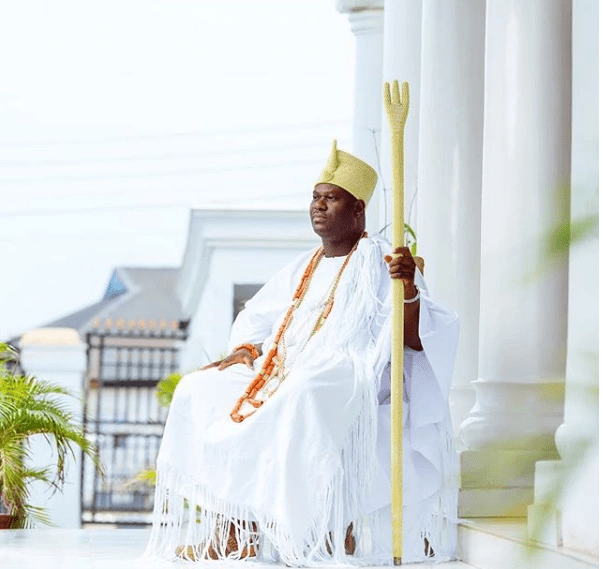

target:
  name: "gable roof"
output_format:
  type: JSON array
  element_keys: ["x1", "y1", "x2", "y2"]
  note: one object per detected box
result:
[
  {"x1": 42, "y1": 267, "x2": 186, "y2": 335},
  {"x1": 43, "y1": 298, "x2": 117, "y2": 331}
]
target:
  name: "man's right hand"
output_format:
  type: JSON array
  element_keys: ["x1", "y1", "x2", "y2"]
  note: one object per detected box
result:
[{"x1": 200, "y1": 347, "x2": 257, "y2": 371}]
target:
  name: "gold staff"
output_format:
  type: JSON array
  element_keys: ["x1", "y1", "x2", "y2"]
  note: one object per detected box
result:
[{"x1": 383, "y1": 79, "x2": 409, "y2": 566}]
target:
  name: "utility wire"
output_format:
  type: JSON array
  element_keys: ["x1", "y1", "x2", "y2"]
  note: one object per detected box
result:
[
  {"x1": 0, "y1": 203, "x2": 187, "y2": 218},
  {"x1": 0, "y1": 157, "x2": 322, "y2": 184},
  {"x1": 0, "y1": 231, "x2": 185, "y2": 244},
  {"x1": 0, "y1": 140, "x2": 331, "y2": 167},
  {"x1": 0, "y1": 192, "x2": 308, "y2": 218},
  {"x1": 0, "y1": 120, "x2": 346, "y2": 147}
]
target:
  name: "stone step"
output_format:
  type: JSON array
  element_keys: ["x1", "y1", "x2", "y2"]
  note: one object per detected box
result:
[
  {"x1": 458, "y1": 449, "x2": 561, "y2": 517},
  {"x1": 458, "y1": 518, "x2": 598, "y2": 569},
  {"x1": 459, "y1": 487, "x2": 534, "y2": 517},
  {"x1": 460, "y1": 450, "x2": 560, "y2": 488}
]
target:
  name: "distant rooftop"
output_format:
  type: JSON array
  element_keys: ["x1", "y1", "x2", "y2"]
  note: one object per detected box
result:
[{"x1": 42, "y1": 267, "x2": 186, "y2": 336}]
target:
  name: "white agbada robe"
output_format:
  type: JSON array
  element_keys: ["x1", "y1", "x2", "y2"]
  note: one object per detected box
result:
[{"x1": 144, "y1": 236, "x2": 459, "y2": 566}]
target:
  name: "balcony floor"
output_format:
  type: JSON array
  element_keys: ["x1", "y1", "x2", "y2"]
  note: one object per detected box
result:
[{"x1": 0, "y1": 528, "x2": 473, "y2": 569}]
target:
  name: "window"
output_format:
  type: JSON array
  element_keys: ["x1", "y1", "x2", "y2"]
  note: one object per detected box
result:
[{"x1": 233, "y1": 284, "x2": 264, "y2": 321}]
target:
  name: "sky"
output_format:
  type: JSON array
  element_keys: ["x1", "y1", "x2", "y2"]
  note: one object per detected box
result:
[{"x1": 0, "y1": 0, "x2": 356, "y2": 341}]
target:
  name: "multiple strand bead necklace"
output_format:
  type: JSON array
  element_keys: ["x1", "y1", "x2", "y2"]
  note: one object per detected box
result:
[{"x1": 230, "y1": 234, "x2": 366, "y2": 423}]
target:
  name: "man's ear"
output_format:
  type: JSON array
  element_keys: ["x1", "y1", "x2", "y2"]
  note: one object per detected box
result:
[{"x1": 355, "y1": 199, "x2": 366, "y2": 217}]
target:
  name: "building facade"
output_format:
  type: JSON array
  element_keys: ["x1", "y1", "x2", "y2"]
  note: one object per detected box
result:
[{"x1": 337, "y1": 0, "x2": 598, "y2": 561}]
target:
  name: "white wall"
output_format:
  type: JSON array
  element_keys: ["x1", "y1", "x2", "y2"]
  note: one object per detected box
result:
[
  {"x1": 178, "y1": 208, "x2": 317, "y2": 371},
  {"x1": 20, "y1": 328, "x2": 87, "y2": 528},
  {"x1": 191, "y1": 245, "x2": 311, "y2": 365}
]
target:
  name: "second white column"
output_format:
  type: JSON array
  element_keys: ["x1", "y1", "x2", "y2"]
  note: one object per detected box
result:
[
  {"x1": 415, "y1": 0, "x2": 486, "y2": 447},
  {"x1": 459, "y1": 0, "x2": 571, "y2": 517}
]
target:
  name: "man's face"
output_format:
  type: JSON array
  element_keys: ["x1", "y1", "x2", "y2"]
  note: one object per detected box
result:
[{"x1": 310, "y1": 183, "x2": 363, "y2": 240}]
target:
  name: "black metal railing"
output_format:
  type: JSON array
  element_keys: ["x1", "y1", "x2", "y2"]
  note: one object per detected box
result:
[{"x1": 81, "y1": 322, "x2": 188, "y2": 526}]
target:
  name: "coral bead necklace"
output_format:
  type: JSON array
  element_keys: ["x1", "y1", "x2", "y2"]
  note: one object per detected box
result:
[{"x1": 230, "y1": 233, "x2": 366, "y2": 423}]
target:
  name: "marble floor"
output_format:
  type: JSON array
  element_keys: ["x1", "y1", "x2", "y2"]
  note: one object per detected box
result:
[{"x1": 0, "y1": 528, "x2": 475, "y2": 569}]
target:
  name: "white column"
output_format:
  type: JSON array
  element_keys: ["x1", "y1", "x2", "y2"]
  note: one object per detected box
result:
[
  {"x1": 20, "y1": 328, "x2": 87, "y2": 528},
  {"x1": 459, "y1": 0, "x2": 571, "y2": 517},
  {"x1": 414, "y1": 0, "x2": 486, "y2": 448},
  {"x1": 336, "y1": 0, "x2": 384, "y2": 235},
  {"x1": 379, "y1": 0, "x2": 422, "y2": 242},
  {"x1": 529, "y1": 0, "x2": 599, "y2": 556}
]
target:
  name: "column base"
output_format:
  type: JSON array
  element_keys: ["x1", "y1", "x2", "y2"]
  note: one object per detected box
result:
[
  {"x1": 459, "y1": 449, "x2": 559, "y2": 517},
  {"x1": 530, "y1": 441, "x2": 599, "y2": 557},
  {"x1": 527, "y1": 459, "x2": 564, "y2": 546},
  {"x1": 460, "y1": 487, "x2": 534, "y2": 517}
]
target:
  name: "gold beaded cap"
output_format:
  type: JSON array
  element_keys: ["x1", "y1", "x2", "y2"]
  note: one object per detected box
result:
[{"x1": 314, "y1": 139, "x2": 378, "y2": 204}]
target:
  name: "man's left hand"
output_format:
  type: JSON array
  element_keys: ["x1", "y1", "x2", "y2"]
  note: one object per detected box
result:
[
  {"x1": 385, "y1": 247, "x2": 416, "y2": 283},
  {"x1": 385, "y1": 247, "x2": 423, "y2": 349}
]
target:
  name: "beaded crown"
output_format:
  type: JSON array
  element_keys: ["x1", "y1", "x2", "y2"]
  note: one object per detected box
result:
[{"x1": 314, "y1": 139, "x2": 378, "y2": 204}]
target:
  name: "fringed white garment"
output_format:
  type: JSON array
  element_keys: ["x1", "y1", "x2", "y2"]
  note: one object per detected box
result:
[{"x1": 143, "y1": 236, "x2": 460, "y2": 566}]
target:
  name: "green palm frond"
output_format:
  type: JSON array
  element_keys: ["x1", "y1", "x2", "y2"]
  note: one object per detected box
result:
[
  {"x1": 0, "y1": 342, "x2": 103, "y2": 526},
  {"x1": 121, "y1": 468, "x2": 157, "y2": 490},
  {"x1": 156, "y1": 372, "x2": 183, "y2": 408},
  {"x1": 20, "y1": 505, "x2": 53, "y2": 528}
]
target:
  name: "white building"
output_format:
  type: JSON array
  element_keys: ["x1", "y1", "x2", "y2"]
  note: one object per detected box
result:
[{"x1": 177, "y1": 207, "x2": 317, "y2": 371}]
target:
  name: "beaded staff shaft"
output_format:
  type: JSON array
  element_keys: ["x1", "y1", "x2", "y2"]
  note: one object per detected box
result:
[{"x1": 383, "y1": 79, "x2": 409, "y2": 566}]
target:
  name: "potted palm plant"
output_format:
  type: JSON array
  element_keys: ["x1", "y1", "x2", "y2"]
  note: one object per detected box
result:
[{"x1": 0, "y1": 342, "x2": 101, "y2": 528}]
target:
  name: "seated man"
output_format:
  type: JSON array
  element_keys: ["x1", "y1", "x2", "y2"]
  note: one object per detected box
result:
[{"x1": 144, "y1": 141, "x2": 459, "y2": 565}]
